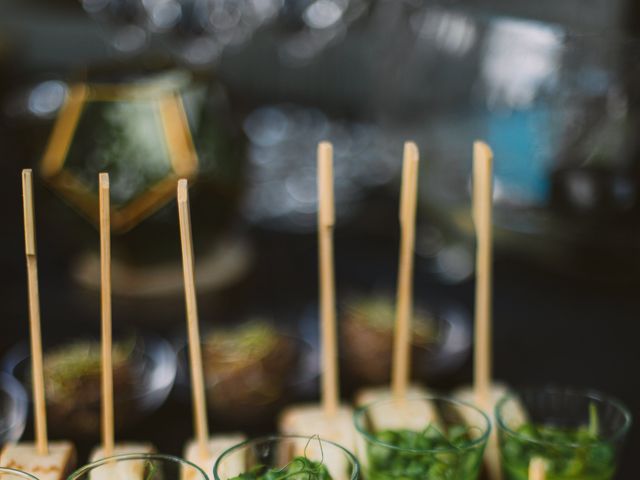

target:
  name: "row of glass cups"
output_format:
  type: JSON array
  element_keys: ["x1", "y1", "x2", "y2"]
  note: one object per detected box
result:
[{"x1": 1, "y1": 387, "x2": 632, "y2": 480}]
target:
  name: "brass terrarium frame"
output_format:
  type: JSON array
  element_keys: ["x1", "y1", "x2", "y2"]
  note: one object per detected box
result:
[{"x1": 40, "y1": 82, "x2": 199, "y2": 233}]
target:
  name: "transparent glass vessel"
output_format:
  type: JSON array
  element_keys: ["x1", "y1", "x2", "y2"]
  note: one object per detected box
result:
[
  {"x1": 354, "y1": 395, "x2": 491, "y2": 480},
  {"x1": 0, "y1": 373, "x2": 28, "y2": 446},
  {"x1": 213, "y1": 435, "x2": 359, "y2": 480},
  {"x1": 496, "y1": 387, "x2": 632, "y2": 480},
  {"x1": 0, "y1": 468, "x2": 39, "y2": 480},
  {"x1": 67, "y1": 453, "x2": 208, "y2": 480}
]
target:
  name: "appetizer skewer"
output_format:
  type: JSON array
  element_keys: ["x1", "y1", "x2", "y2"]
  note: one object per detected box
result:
[
  {"x1": 0, "y1": 170, "x2": 76, "y2": 480},
  {"x1": 89, "y1": 173, "x2": 154, "y2": 466},
  {"x1": 453, "y1": 141, "x2": 528, "y2": 480},
  {"x1": 354, "y1": 143, "x2": 434, "y2": 428},
  {"x1": 279, "y1": 142, "x2": 355, "y2": 477},
  {"x1": 177, "y1": 179, "x2": 244, "y2": 480}
]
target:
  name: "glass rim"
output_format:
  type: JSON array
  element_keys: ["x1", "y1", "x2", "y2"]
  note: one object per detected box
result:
[
  {"x1": 212, "y1": 434, "x2": 360, "y2": 480},
  {"x1": 495, "y1": 386, "x2": 633, "y2": 447},
  {"x1": 0, "y1": 467, "x2": 40, "y2": 480},
  {"x1": 354, "y1": 395, "x2": 492, "y2": 453},
  {"x1": 0, "y1": 373, "x2": 28, "y2": 438},
  {"x1": 67, "y1": 453, "x2": 208, "y2": 480}
]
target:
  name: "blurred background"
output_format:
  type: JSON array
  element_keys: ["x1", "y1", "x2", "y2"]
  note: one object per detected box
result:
[{"x1": 0, "y1": 0, "x2": 639, "y2": 478}]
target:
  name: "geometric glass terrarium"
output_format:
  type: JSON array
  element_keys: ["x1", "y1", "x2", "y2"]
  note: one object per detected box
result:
[
  {"x1": 36, "y1": 69, "x2": 250, "y2": 306},
  {"x1": 41, "y1": 76, "x2": 198, "y2": 233}
]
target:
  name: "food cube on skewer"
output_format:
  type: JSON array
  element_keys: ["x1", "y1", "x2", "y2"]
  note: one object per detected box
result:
[
  {"x1": 0, "y1": 442, "x2": 76, "y2": 480},
  {"x1": 453, "y1": 383, "x2": 527, "y2": 424},
  {"x1": 182, "y1": 435, "x2": 246, "y2": 480},
  {"x1": 89, "y1": 443, "x2": 156, "y2": 462},
  {"x1": 453, "y1": 383, "x2": 528, "y2": 480},
  {"x1": 355, "y1": 384, "x2": 439, "y2": 431},
  {"x1": 87, "y1": 444, "x2": 156, "y2": 480},
  {"x1": 280, "y1": 404, "x2": 354, "y2": 480}
]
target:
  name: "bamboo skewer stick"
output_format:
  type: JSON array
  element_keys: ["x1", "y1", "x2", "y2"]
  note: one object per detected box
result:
[
  {"x1": 472, "y1": 141, "x2": 494, "y2": 410},
  {"x1": 392, "y1": 142, "x2": 420, "y2": 401},
  {"x1": 317, "y1": 141, "x2": 339, "y2": 418},
  {"x1": 529, "y1": 458, "x2": 546, "y2": 480},
  {"x1": 99, "y1": 173, "x2": 114, "y2": 458},
  {"x1": 21, "y1": 169, "x2": 48, "y2": 456},
  {"x1": 177, "y1": 179, "x2": 210, "y2": 459}
]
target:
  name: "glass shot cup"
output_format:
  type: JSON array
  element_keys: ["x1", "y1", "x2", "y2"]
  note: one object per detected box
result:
[
  {"x1": 354, "y1": 395, "x2": 491, "y2": 480},
  {"x1": 496, "y1": 387, "x2": 632, "y2": 480},
  {"x1": 0, "y1": 468, "x2": 39, "y2": 480},
  {"x1": 213, "y1": 435, "x2": 360, "y2": 480},
  {"x1": 67, "y1": 453, "x2": 208, "y2": 480}
]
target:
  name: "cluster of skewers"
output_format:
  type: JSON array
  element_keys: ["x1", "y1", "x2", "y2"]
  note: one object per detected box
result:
[{"x1": 0, "y1": 141, "x2": 630, "y2": 480}]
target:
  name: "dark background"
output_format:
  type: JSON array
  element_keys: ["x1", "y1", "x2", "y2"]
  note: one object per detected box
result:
[{"x1": 1, "y1": 0, "x2": 639, "y2": 478}]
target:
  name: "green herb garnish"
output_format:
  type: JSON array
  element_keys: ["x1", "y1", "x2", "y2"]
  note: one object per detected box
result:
[
  {"x1": 366, "y1": 425, "x2": 484, "y2": 480},
  {"x1": 500, "y1": 408, "x2": 616, "y2": 480},
  {"x1": 229, "y1": 457, "x2": 332, "y2": 480},
  {"x1": 143, "y1": 460, "x2": 158, "y2": 480}
]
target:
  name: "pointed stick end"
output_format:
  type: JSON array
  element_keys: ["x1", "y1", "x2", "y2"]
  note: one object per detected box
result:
[
  {"x1": 403, "y1": 141, "x2": 419, "y2": 164},
  {"x1": 177, "y1": 179, "x2": 189, "y2": 203},
  {"x1": 318, "y1": 141, "x2": 333, "y2": 159},
  {"x1": 473, "y1": 141, "x2": 493, "y2": 166},
  {"x1": 99, "y1": 172, "x2": 109, "y2": 188}
]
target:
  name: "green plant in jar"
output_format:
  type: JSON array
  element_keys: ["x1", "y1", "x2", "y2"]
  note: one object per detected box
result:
[{"x1": 499, "y1": 405, "x2": 616, "y2": 480}]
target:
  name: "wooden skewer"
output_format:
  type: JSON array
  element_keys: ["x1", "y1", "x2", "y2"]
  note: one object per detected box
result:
[
  {"x1": 99, "y1": 173, "x2": 114, "y2": 458},
  {"x1": 472, "y1": 141, "x2": 494, "y2": 410},
  {"x1": 528, "y1": 458, "x2": 546, "y2": 480},
  {"x1": 21, "y1": 169, "x2": 48, "y2": 456},
  {"x1": 392, "y1": 142, "x2": 420, "y2": 401},
  {"x1": 177, "y1": 179, "x2": 210, "y2": 459},
  {"x1": 317, "y1": 141, "x2": 339, "y2": 418}
]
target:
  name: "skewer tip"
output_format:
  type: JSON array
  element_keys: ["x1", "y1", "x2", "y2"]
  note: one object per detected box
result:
[
  {"x1": 318, "y1": 141, "x2": 333, "y2": 158},
  {"x1": 473, "y1": 141, "x2": 493, "y2": 166},
  {"x1": 177, "y1": 178, "x2": 189, "y2": 203},
  {"x1": 99, "y1": 172, "x2": 109, "y2": 188},
  {"x1": 22, "y1": 168, "x2": 36, "y2": 256},
  {"x1": 317, "y1": 142, "x2": 334, "y2": 228},
  {"x1": 399, "y1": 141, "x2": 419, "y2": 222},
  {"x1": 403, "y1": 141, "x2": 419, "y2": 163}
]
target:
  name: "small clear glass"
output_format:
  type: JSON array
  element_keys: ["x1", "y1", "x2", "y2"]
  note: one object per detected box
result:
[
  {"x1": 0, "y1": 373, "x2": 28, "y2": 446},
  {"x1": 354, "y1": 395, "x2": 491, "y2": 480},
  {"x1": 213, "y1": 435, "x2": 360, "y2": 480},
  {"x1": 496, "y1": 387, "x2": 632, "y2": 480},
  {"x1": 67, "y1": 453, "x2": 208, "y2": 480},
  {"x1": 0, "y1": 467, "x2": 39, "y2": 480}
]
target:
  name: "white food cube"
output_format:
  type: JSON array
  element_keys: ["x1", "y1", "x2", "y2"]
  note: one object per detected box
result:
[
  {"x1": 453, "y1": 383, "x2": 527, "y2": 426},
  {"x1": 89, "y1": 443, "x2": 156, "y2": 462},
  {"x1": 88, "y1": 443, "x2": 156, "y2": 480},
  {"x1": 355, "y1": 384, "x2": 430, "y2": 407},
  {"x1": 453, "y1": 384, "x2": 528, "y2": 480},
  {"x1": 0, "y1": 442, "x2": 76, "y2": 480},
  {"x1": 279, "y1": 404, "x2": 355, "y2": 480},
  {"x1": 355, "y1": 385, "x2": 439, "y2": 431},
  {"x1": 183, "y1": 435, "x2": 245, "y2": 480}
]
